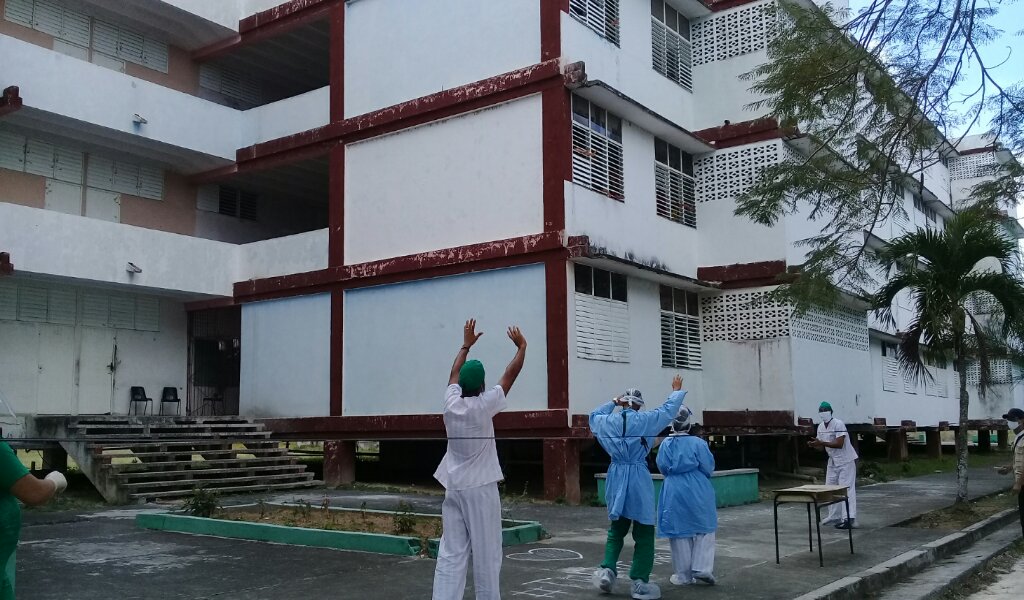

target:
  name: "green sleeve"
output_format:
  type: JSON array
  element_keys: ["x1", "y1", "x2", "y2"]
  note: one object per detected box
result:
[{"x1": 0, "y1": 443, "x2": 28, "y2": 492}]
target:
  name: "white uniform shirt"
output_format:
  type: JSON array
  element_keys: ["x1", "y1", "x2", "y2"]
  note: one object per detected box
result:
[
  {"x1": 1012, "y1": 430, "x2": 1024, "y2": 478},
  {"x1": 817, "y1": 417, "x2": 859, "y2": 466},
  {"x1": 433, "y1": 384, "x2": 507, "y2": 491}
]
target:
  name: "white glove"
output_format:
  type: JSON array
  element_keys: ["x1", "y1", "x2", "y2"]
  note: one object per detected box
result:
[{"x1": 45, "y1": 471, "x2": 67, "y2": 494}]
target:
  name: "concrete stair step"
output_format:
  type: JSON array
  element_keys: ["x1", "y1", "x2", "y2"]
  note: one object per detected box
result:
[
  {"x1": 96, "y1": 448, "x2": 290, "y2": 462},
  {"x1": 129, "y1": 479, "x2": 323, "y2": 501},
  {"x1": 70, "y1": 417, "x2": 254, "y2": 425},
  {"x1": 122, "y1": 472, "x2": 316, "y2": 491},
  {"x1": 75, "y1": 430, "x2": 270, "y2": 438},
  {"x1": 70, "y1": 425, "x2": 265, "y2": 435},
  {"x1": 90, "y1": 440, "x2": 280, "y2": 452},
  {"x1": 105, "y1": 456, "x2": 299, "y2": 472},
  {"x1": 114, "y1": 464, "x2": 309, "y2": 481}
]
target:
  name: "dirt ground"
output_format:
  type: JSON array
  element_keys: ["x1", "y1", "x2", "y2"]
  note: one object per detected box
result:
[{"x1": 905, "y1": 491, "x2": 1018, "y2": 529}]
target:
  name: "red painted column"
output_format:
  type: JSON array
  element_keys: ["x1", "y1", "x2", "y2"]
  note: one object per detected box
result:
[
  {"x1": 324, "y1": 440, "x2": 355, "y2": 486},
  {"x1": 543, "y1": 438, "x2": 580, "y2": 503}
]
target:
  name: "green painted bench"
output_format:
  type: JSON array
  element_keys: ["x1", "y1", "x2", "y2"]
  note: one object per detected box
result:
[{"x1": 595, "y1": 468, "x2": 760, "y2": 509}]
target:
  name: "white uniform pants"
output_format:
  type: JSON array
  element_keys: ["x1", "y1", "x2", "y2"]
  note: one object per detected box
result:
[
  {"x1": 432, "y1": 482, "x2": 502, "y2": 600},
  {"x1": 669, "y1": 533, "x2": 716, "y2": 581},
  {"x1": 825, "y1": 460, "x2": 857, "y2": 521}
]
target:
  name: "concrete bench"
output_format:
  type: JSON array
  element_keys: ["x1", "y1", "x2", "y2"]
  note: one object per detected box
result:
[{"x1": 594, "y1": 468, "x2": 760, "y2": 509}]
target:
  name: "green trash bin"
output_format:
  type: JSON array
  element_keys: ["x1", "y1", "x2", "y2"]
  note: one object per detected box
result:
[{"x1": 595, "y1": 468, "x2": 760, "y2": 509}]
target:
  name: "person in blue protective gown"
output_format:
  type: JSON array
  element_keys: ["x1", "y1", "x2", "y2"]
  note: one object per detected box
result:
[
  {"x1": 657, "y1": 406, "x2": 717, "y2": 587},
  {"x1": 590, "y1": 375, "x2": 686, "y2": 600}
]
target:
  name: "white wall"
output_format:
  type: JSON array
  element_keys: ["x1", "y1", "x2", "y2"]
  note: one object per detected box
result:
[
  {"x1": 344, "y1": 0, "x2": 540, "y2": 117},
  {"x1": 696, "y1": 193, "x2": 786, "y2": 267},
  {"x1": 790, "y1": 337, "x2": 873, "y2": 424},
  {"x1": 344, "y1": 96, "x2": 544, "y2": 264},
  {"x1": 2, "y1": 35, "x2": 241, "y2": 160},
  {"x1": 701, "y1": 337, "x2": 794, "y2": 413},
  {"x1": 342, "y1": 265, "x2": 549, "y2": 416},
  {"x1": 0, "y1": 290, "x2": 186, "y2": 417},
  {"x1": 239, "y1": 293, "x2": 331, "y2": 418},
  {"x1": 1, "y1": 202, "x2": 237, "y2": 296},
  {"x1": 561, "y1": 11, "x2": 695, "y2": 132},
  {"x1": 690, "y1": 43, "x2": 770, "y2": 130},
  {"x1": 569, "y1": 273, "x2": 706, "y2": 418},
  {"x1": 564, "y1": 123, "x2": 699, "y2": 277},
  {"x1": 868, "y1": 338, "x2": 959, "y2": 426},
  {"x1": 244, "y1": 86, "x2": 330, "y2": 147},
  {"x1": 238, "y1": 228, "x2": 328, "y2": 281}
]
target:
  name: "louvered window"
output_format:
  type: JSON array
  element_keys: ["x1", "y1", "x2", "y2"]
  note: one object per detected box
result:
[
  {"x1": 86, "y1": 155, "x2": 163, "y2": 200},
  {"x1": 93, "y1": 19, "x2": 168, "y2": 73},
  {"x1": 571, "y1": 95, "x2": 625, "y2": 201},
  {"x1": 574, "y1": 264, "x2": 630, "y2": 362},
  {"x1": 0, "y1": 130, "x2": 27, "y2": 172},
  {"x1": 660, "y1": 285, "x2": 700, "y2": 369},
  {"x1": 199, "y1": 64, "x2": 265, "y2": 108},
  {"x1": 654, "y1": 137, "x2": 696, "y2": 227},
  {"x1": 217, "y1": 186, "x2": 259, "y2": 222},
  {"x1": 0, "y1": 281, "x2": 159, "y2": 331},
  {"x1": 569, "y1": 0, "x2": 620, "y2": 45},
  {"x1": 651, "y1": 1, "x2": 692, "y2": 90}
]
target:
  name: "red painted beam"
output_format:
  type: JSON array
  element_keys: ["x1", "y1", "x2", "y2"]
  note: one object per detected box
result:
[
  {"x1": 695, "y1": 117, "x2": 796, "y2": 149},
  {"x1": 235, "y1": 232, "x2": 582, "y2": 300},
  {"x1": 0, "y1": 252, "x2": 13, "y2": 276},
  {"x1": 703, "y1": 410, "x2": 795, "y2": 428},
  {"x1": 957, "y1": 145, "x2": 998, "y2": 156},
  {"x1": 0, "y1": 86, "x2": 23, "y2": 118},
  {"x1": 260, "y1": 409, "x2": 571, "y2": 438},
  {"x1": 237, "y1": 60, "x2": 563, "y2": 166},
  {"x1": 700, "y1": 259, "x2": 786, "y2": 282},
  {"x1": 704, "y1": 0, "x2": 762, "y2": 11},
  {"x1": 193, "y1": 0, "x2": 339, "y2": 61}
]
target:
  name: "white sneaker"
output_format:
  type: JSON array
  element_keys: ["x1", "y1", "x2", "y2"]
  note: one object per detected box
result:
[
  {"x1": 693, "y1": 572, "x2": 716, "y2": 585},
  {"x1": 631, "y1": 579, "x2": 661, "y2": 600},
  {"x1": 592, "y1": 568, "x2": 615, "y2": 593},
  {"x1": 669, "y1": 574, "x2": 694, "y2": 586},
  {"x1": 820, "y1": 517, "x2": 839, "y2": 526}
]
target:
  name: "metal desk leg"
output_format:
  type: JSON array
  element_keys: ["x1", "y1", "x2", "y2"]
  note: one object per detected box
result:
[
  {"x1": 774, "y1": 500, "x2": 780, "y2": 565},
  {"x1": 814, "y1": 504, "x2": 824, "y2": 567},
  {"x1": 807, "y1": 503, "x2": 813, "y2": 552},
  {"x1": 845, "y1": 498, "x2": 854, "y2": 554}
]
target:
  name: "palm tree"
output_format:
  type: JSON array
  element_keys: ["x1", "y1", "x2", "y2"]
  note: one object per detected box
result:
[{"x1": 872, "y1": 204, "x2": 1024, "y2": 504}]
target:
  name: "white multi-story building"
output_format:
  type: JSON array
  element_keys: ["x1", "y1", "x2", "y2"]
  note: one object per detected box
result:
[{"x1": 0, "y1": 0, "x2": 1019, "y2": 501}]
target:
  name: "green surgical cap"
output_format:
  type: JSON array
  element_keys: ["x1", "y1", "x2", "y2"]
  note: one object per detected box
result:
[
  {"x1": 459, "y1": 360, "x2": 485, "y2": 393},
  {"x1": 819, "y1": 402, "x2": 833, "y2": 412}
]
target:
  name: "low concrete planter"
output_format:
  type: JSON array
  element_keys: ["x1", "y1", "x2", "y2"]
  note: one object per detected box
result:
[
  {"x1": 136, "y1": 503, "x2": 545, "y2": 559},
  {"x1": 594, "y1": 468, "x2": 760, "y2": 509}
]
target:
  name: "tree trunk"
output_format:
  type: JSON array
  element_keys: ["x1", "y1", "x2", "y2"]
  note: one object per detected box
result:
[{"x1": 955, "y1": 352, "x2": 970, "y2": 504}]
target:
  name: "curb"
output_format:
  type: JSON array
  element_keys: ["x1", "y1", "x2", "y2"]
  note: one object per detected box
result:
[{"x1": 793, "y1": 507, "x2": 1019, "y2": 600}]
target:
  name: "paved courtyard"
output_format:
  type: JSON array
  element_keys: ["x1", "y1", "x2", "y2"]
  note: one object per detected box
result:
[{"x1": 14, "y1": 468, "x2": 1013, "y2": 599}]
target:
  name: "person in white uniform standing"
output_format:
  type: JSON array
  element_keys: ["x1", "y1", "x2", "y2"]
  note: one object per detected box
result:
[
  {"x1": 808, "y1": 401, "x2": 859, "y2": 529},
  {"x1": 432, "y1": 319, "x2": 527, "y2": 600}
]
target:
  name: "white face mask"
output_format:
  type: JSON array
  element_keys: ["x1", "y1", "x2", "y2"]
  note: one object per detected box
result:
[
  {"x1": 1009, "y1": 420, "x2": 1020, "y2": 430},
  {"x1": 819, "y1": 411, "x2": 833, "y2": 422}
]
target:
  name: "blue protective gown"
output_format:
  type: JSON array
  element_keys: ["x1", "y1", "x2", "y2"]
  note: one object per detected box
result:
[
  {"x1": 656, "y1": 433, "x2": 717, "y2": 538},
  {"x1": 590, "y1": 391, "x2": 686, "y2": 525}
]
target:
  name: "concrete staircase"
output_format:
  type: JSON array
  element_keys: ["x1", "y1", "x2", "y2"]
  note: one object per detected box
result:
[{"x1": 48, "y1": 416, "x2": 321, "y2": 504}]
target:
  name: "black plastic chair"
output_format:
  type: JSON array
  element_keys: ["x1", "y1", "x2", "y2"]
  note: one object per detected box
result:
[
  {"x1": 160, "y1": 387, "x2": 181, "y2": 415},
  {"x1": 129, "y1": 387, "x2": 153, "y2": 415}
]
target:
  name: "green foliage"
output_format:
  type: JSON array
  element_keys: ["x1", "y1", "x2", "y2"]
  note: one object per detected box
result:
[
  {"x1": 182, "y1": 488, "x2": 220, "y2": 518},
  {"x1": 392, "y1": 501, "x2": 416, "y2": 535}
]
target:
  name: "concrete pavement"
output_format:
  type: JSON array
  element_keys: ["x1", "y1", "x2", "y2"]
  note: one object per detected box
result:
[{"x1": 14, "y1": 467, "x2": 1014, "y2": 599}]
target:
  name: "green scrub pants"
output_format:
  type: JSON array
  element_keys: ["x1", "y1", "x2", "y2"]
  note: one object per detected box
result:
[{"x1": 601, "y1": 518, "x2": 655, "y2": 583}]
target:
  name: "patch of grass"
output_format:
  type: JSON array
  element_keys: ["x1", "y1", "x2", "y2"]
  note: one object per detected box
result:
[
  {"x1": 858, "y1": 451, "x2": 1010, "y2": 484},
  {"x1": 939, "y1": 539, "x2": 1024, "y2": 599},
  {"x1": 22, "y1": 471, "x2": 105, "y2": 512},
  {"x1": 337, "y1": 481, "x2": 445, "y2": 496},
  {"x1": 902, "y1": 491, "x2": 1017, "y2": 530},
  {"x1": 182, "y1": 488, "x2": 221, "y2": 518}
]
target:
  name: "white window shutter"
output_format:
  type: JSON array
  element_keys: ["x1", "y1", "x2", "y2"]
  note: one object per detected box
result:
[
  {"x1": 80, "y1": 292, "x2": 109, "y2": 327},
  {"x1": 17, "y1": 285, "x2": 48, "y2": 322},
  {"x1": 199, "y1": 63, "x2": 222, "y2": 91},
  {"x1": 92, "y1": 20, "x2": 119, "y2": 57},
  {"x1": 32, "y1": 0, "x2": 61, "y2": 36},
  {"x1": 574, "y1": 294, "x2": 630, "y2": 362},
  {"x1": 135, "y1": 297, "x2": 160, "y2": 331},
  {"x1": 142, "y1": 37, "x2": 169, "y2": 73},
  {"x1": 112, "y1": 161, "x2": 139, "y2": 195},
  {"x1": 53, "y1": 147, "x2": 84, "y2": 184},
  {"x1": 0, "y1": 130, "x2": 26, "y2": 172},
  {"x1": 0, "y1": 280, "x2": 17, "y2": 321},
  {"x1": 4, "y1": 0, "x2": 34, "y2": 28},
  {"x1": 108, "y1": 295, "x2": 135, "y2": 329},
  {"x1": 137, "y1": 165, "x2": 164, "y2": 200},
  {"x1": 196, "y1": 184, "x2": 219, "y2": 212},
  {"x1": 47, "y1": 288, "x2": 77, "y2": 325},
  {"x1": 91, "y1": 51, "x2": 125, "y2": 73},
  {"x1": 24, "y1": 139, "x2": 55, "y2": 177},
  {"x1": 86, "y1": 155, "x2": 115, "y2": 190},
  {"x1": 117, "y1": 28, "x2": 144, "y2": 63},
  {"x1": 60, "y1": 8, "x2": 91, "y2": 47}
]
